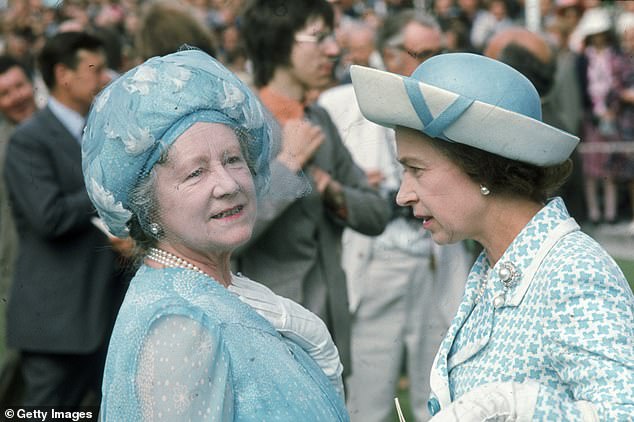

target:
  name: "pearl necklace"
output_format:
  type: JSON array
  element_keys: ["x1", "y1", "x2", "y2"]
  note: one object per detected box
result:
[{"x1": 146, "y1": 247, "x2": 208, "y2": 277}]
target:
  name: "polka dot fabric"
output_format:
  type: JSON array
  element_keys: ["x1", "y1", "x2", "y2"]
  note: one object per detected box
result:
[
  {"x1": 429, "y1": 197, "x2": 634, "y2": 420},
  {"x1": 100, "y1": 266, "x2": 349, "y2": 421}
]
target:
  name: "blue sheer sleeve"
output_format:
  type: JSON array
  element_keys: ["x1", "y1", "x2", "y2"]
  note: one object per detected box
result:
[{"x1": 136, "y1": 315, "x2": 234, "y2": 420}]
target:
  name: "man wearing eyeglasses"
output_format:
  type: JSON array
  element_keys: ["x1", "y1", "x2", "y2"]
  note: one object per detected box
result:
[
  {"x1": 319, "y1": 10, "x2": 471, "y2": 422},
  {"x1": 236, "y1": 0, "x2": 391, "y2": 385},
  {"x1": 381, "y1": 11, "x2": 445, "y2": 75}
]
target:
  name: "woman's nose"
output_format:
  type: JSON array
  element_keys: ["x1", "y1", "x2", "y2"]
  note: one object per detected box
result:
[
  {"x1": 395, "y1": 176, "x2": 417, "y2": 207},
  {"x1": 212, "y1": 168, "x2": 241, "y2": 197}
]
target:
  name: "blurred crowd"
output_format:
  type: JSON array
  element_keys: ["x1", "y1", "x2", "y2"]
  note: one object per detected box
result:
[
  {"x1": 0, "y1": 0, "x2": 633, "y2": 419},
  {"x1": 1, "y1": 0, "x2": 633, "y2": 228}
]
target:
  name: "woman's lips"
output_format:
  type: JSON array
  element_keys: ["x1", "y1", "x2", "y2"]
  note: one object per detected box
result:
[{"x1": 211, "y1": 205, "x2": 244, "y2": 220}]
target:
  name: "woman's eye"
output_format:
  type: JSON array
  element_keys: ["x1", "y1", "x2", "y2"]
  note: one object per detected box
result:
[
  {"x1": 403, "y1": 165, "x2": 423, "y2": 175},
  {"x1": 225, "y1": 155, "x2": 243, "y2": 165},
  {"x1": 186, "y1": 168, "x2": 203, "y2": 179}
]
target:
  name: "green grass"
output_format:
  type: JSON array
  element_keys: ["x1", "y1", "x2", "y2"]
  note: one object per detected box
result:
[{"x1": 616, "y1": 259, "x2": 634, "y2": 291}]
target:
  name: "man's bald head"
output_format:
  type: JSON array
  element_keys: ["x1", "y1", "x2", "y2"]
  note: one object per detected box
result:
[
  {"x1": 484, "y1": 27, "x2": 556, "y2": 96},
  {"x1": 484, "y1": 27, "x2": 552, "y2": 64}
]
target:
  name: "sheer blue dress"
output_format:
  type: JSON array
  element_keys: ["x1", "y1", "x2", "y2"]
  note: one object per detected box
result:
[{"x1": 100, "y1": 265, "x2": 349, "y2": 421}]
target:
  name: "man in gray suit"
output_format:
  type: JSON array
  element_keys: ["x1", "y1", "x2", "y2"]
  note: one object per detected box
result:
[
  {"x1": 236, "y1": 0, "x2": 391, "y2": 378},
  {"x1": 3, "y1": 31, "x2": 125, "y2": 407}
]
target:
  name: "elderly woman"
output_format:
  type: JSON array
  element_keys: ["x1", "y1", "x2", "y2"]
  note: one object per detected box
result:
[
  {"x1": 351, "y1": 53, "x2": 634, "y2": 420},
  {"x1": 82, "y1": 49, "x2": 348, "y2": 421}
]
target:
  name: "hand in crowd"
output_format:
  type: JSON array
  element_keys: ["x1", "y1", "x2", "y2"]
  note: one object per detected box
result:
[
  {"x1": 311, "y1": 166, "x2": 347, "y2": 219},
  {"x1": 365, "y1": 169, "x2": 385, "y2": 189},
  {"x1": 278, "y1": 119, "x2": 324, "y2": 173},
  {"x1": 311, "y1": 166, "x2": 333, "y2": 195}
]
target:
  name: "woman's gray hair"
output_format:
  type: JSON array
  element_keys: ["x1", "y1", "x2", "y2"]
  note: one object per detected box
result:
[{"x1": 124, "y1": 126, "x2": 266, "y2": 260}]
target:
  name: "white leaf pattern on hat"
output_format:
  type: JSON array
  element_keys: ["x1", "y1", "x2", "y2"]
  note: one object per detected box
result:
[
  {"x1": 89, "y1": 178, "x2": 132, "y2": 234},
  {"x1": 221, "y1": 81, "x2": 245, "y2": 109},
  {"x1": 124, "y1": 65, "x2": 158, "y2": 95},
  {"x1": 124, "y1": 126, "x2": 155, "y2": 155},
  {"x1": 95, "y1": 89, "x2": 110, "y2": 113},
  {"x1": 82, "y1": 50, "x2": 275, "y2": 239},
  {"x1": 164, "y1": 64, "x2": 191, "y2": 91},
  {"x1": 243, "y1": 98, "x2": 265, "y2": 129}
]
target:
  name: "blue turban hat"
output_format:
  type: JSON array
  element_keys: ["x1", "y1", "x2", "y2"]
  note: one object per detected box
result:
[{"x1": 82, "y1": 49, "x2": 273, "y2": 237}]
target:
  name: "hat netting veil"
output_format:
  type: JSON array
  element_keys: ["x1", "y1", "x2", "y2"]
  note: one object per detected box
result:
[{"x1": 82, "y1": 47, "x2": 310, "y2": 250}]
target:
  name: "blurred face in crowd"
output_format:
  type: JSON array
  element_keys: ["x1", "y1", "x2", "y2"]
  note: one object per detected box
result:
[
  {"x1": 434, "y1": 0, "x2": 454, "y2": 17},
  {"x1": 344, "y1": 27, "x2": 375, "y2": 67},
  {"x1": 556, "y1": 4, "x2": 582, "y2": 34},
  {"x1": 289, "y1": 16, "x2": 340, "y2": 91},
  {"x1": 5, "y1": 33, "x2": 31, "y2": 61},
  {"x1": 586, "y1": 32, "x2": 609, "y2": 50},
  {"x1": 489, "y1": 0, "x2": 508, "y2": 21},
  {"x1": 0, "y1": 65, "x2": 36, "y2": 124},
  {"x1": 458, "y1": 0, "x2": 480, "y2": 17},
  {"x1": 56, "y1": 49, "x2": 110, "y2": 116},
  {"x1": 383, "y1": 21, "x2": 443, "y2": 76}
]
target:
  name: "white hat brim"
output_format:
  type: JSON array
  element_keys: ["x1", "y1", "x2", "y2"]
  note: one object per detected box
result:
[{"x1": 350, "y1": 65, "x2": 579, "y2": 166}]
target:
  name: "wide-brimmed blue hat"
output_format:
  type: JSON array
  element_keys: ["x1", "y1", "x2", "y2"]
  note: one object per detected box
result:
[
  {"x1": 82, "y1": 49, "x2": 273, "y2": 237},
  {"x1": 350, "y1": 53, "x2": 579, "y2": 166}
]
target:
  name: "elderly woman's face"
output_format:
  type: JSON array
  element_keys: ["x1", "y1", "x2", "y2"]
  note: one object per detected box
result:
[
  {"x1": 394, "y1": 127, "x2": 486, "y2": 245},
  {"x1": 154, "y1": 122, "x2": 257, "y2": 254}
]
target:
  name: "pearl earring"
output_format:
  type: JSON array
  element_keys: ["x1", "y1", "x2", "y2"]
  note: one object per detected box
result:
[
  {"x1": 480, "y1": 185, "x2": 491, "y2": 196},
  {"x1": 149, "y1": 223, "x2": 161, "y2": 236}
]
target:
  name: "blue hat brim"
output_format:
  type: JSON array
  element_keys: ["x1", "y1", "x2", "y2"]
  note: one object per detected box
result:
[{"x1": 350, "y1": 65, "x2": 579, "y2": 166}]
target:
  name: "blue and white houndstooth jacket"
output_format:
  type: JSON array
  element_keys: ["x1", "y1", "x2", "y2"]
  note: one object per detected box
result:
[{"x1": 428, "y1": 197, "x2": 634, "y2": 420}]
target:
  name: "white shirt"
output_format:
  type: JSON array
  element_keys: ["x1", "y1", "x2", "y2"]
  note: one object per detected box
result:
[{"x1": 48, "y1": 96, "x2": 85, "y2": 143}]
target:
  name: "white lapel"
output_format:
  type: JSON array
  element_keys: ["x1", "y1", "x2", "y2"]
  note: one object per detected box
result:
[
  {"x1": 429, "y1": 258, "x2": 484, "y2": 407},
  {"x1": 503, "y1": 218, "x2": 579, "y2": 307}
]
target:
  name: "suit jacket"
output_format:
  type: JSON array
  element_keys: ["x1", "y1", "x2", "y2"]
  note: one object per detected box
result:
[
  {"x1": 427, "y1": 198, "x2": 634, "y2": 420},
  {"x1": 3, "y1": 106, "x2": 124, "y2": 354},
  {"x1": 234, "y1": 104, "x2": 391, "y2": 374},
  {"x1": 0, "y1": 118, "x2": 19, "y2": 302}
]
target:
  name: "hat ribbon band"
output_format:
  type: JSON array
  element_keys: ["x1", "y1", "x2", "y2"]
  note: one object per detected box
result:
[{"x1": 403, "y1": 78, "x2": 474, "y2": 138}]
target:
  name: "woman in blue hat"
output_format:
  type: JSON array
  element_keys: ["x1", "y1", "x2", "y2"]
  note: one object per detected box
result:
[
  {"x1": 351, "y1": 53, "x2": 634, "y2": 420},
  {"x1": 82, "y1": 48, "x2": 348, "y2": 421}
]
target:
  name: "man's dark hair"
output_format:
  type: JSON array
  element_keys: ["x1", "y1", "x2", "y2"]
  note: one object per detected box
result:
[
  {"x1": 498, "y1": 43, "x2": 556, "y2": 97},
  {"x1": 38, "y1": 31, "x2": 105, "y2": 90},
  {"x1": 241, "y1": 0, "x2": 334, "y2": 87},
  {"x1": 0, "y1": 55, "x2": 31, "y2": 79},
  {"x1": 136, "y1": 1, "x2": 217, "y2": 61}
]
